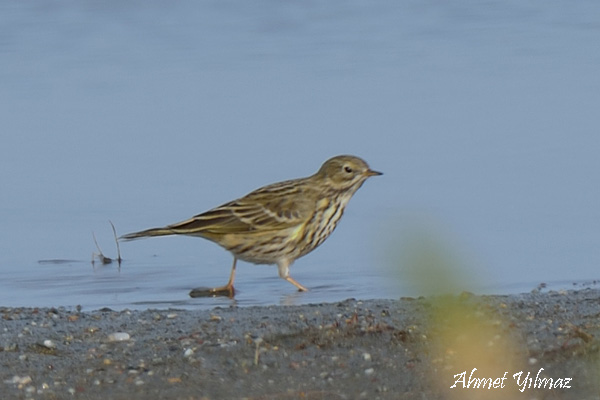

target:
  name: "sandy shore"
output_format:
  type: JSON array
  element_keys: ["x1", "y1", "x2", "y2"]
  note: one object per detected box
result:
[{"x1": 1, "y1": 289, "x2": 599, "y2": 399}]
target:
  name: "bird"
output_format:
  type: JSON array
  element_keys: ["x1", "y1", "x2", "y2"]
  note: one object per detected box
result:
[{"x1": 120, "y1": 155, "x2": 381, "y2": 296}]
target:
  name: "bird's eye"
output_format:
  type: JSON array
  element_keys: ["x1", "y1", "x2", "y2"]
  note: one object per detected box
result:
[{"x1": 344, "y1": 166, "x2": 353, "y2": 173}]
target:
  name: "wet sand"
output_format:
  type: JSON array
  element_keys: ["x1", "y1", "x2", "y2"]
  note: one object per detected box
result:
[{"x1": 1, "y1": 289, "x2": 599, "y2": 399}]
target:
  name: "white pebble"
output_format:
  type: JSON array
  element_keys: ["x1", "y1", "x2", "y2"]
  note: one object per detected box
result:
[
  {"x1": 183, "y1": 348, "x2": 194, "y2": 358},
  {"x1": 43, "y1": 339, "x2": 57, "y2": 349},
  {"x1": 6, "y1": 375, "x2": 33, "y2": 388},
  {"x1": 107, "y1": 332, "x2": 130, "y2": 342},
  {"x1": 5, "y1": 375, "x2": 24, "y2": 385},
  {"x1": 364, "y1": 368, "x2": 375, "y2": 376},
  {"x1": 362, "y1": 353, "x2": 371, "y2": 362}
]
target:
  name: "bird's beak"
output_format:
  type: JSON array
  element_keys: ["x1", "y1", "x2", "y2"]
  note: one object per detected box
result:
[{"x1": 365, "y1": 169, "x2": 383, "y2": 177}]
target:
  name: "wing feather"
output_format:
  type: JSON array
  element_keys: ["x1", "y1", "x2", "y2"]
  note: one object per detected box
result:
[{"x1": 165, "y1": 179, "x2": 315, "y2": 236}]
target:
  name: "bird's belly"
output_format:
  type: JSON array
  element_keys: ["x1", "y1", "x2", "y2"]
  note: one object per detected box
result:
[{"x1": 217, "y1": 227, "x2": 303, "y2": 265}]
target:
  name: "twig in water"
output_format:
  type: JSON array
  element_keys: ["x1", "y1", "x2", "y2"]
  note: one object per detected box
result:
[
  {"x1": 109, "y1": 220, "x2": 122, "y2": 264},
  {"x1": 92, "y1": 231, "x2": 113, "y2": 265}
]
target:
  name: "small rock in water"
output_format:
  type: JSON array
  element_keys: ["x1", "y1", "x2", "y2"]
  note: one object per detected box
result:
[{"x1": 107, "y1": 332, "x2": 130, "y2": 342}]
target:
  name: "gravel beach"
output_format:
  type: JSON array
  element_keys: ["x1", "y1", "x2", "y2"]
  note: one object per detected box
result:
[{"x1": 1, "y1": 289, "x2": 599, "y2": 400}]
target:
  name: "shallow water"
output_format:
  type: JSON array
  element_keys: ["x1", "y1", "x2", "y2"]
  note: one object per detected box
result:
[{"x1": 1, "y1": 1, "x2": 599, "y2": 310}]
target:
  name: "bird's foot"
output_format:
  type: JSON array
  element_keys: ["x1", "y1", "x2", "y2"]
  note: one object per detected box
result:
[
  {"x1": 286, "y1": 277, "x2": 309, "y2": 292},
  {"x1": 189, "y1": 285, "x2": 235, "y2": 298}
]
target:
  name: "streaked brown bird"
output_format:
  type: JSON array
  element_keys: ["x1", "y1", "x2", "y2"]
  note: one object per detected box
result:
[{"x1": 121, "y1": 155, "x2": 381, "y2": 296}]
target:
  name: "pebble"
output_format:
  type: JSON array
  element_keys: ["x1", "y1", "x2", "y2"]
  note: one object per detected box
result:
[
  {"x1": 183, "y1": 348, "x2": 194, "y2": 358},
  {"x1": 362, "y1": 352, "x2": 371, "y2": 362},
  {"x1": 43, "y1": 339, "x2": 57, "y2": 349},
  {"x1": 3, "y1": 343, "x2": 18, "y2": 351},
  {"x1": 5, "y1": 375, "x2": 32, "y2": 387},
  {"x1": 107, "y1": 332, "x2": 130, "y2": 342},
  {"x1": 364, "y1": 368, "x2": 375, "y2": 376}
]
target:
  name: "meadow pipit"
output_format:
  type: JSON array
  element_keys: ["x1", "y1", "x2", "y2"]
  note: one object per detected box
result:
[{"x1": 121, "y1": 155, "x2": 381, "y2": 296}]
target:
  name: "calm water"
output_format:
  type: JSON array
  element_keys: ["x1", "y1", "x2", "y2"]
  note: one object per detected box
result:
[{"x1": 1, "y1": 1, "x2": 599, "y2": 310}]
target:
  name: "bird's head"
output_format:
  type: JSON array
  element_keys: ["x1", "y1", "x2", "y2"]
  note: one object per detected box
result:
[{"x1": 316, "y1": 155, "x2": 382, "y2": 192}]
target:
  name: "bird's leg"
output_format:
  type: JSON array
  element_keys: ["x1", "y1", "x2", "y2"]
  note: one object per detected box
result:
[
  {"x1": 277, "y1": 260, "x2": 308, "y2": 292},
  {"x1": 209, "y1": 257, "x2": 237, "y2": 295},
  {"x1": 190, "y1": 258, "x2": 237, "y2": 298}
]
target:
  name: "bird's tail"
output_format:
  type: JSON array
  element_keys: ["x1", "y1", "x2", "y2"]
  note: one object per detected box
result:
[{"x1": 119, "y1": 227, "x2": 175, "y2": 241}]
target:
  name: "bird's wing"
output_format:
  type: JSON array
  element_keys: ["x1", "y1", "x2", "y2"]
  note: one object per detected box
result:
[{"x1": 166, "y1": 180, "x2": 315, "y2": 235}]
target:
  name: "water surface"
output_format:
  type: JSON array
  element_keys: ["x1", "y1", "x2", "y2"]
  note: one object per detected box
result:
[{"x1": 1, "y1": 1, "x2": 599, "y2": 310}]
